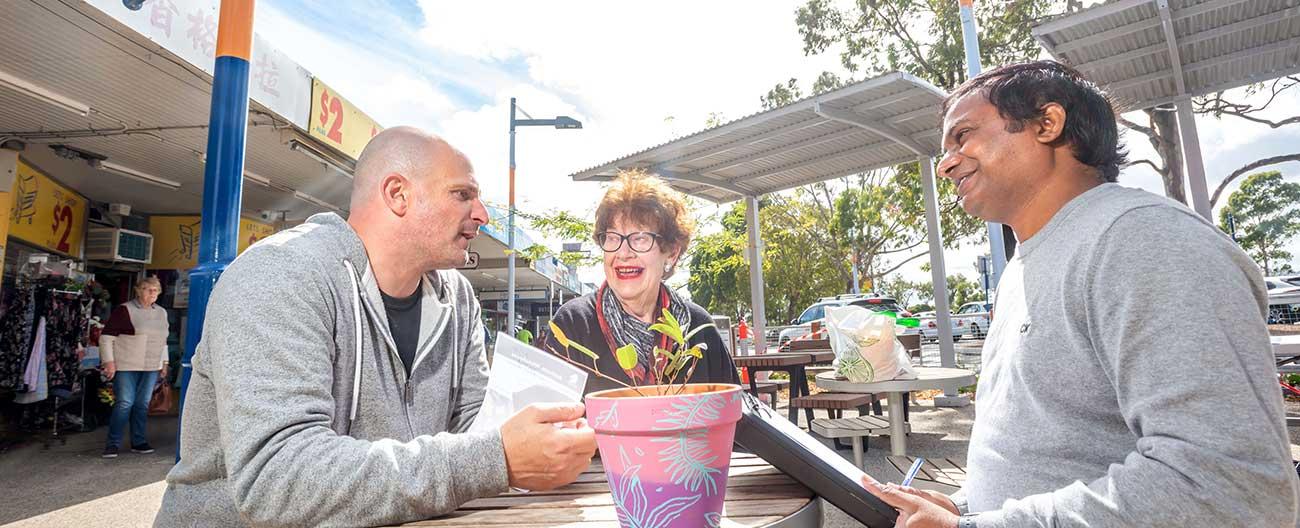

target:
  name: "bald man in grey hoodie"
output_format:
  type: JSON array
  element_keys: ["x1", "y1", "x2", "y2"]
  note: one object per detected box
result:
[{"x1": 156, "y1": 127, "x2": 597, "y2": 527}]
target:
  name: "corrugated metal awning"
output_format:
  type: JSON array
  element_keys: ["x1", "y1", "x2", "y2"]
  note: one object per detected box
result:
[
  {"x1": 570, "y1": 72, "x2": 947, "y2": 203},
  {"x1": 1033, "y1": 0, "x2": 1300, "y2": 111}
]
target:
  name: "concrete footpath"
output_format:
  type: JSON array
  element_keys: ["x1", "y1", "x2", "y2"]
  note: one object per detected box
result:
[{"x1": 0, "y1": 415, "x2": 178, "y2": 528}]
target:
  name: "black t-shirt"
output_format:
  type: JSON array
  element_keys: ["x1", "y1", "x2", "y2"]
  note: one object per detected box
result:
[{"x1": 380, "y1": 288, "x2": 422, "y2": 376}]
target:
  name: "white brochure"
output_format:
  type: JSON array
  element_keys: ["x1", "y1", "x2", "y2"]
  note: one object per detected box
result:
[{"x1": 469, "y1": 333, "x2": 589, "y2": 433}]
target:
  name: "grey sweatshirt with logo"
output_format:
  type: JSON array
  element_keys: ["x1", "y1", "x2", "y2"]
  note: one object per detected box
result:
[
  {"x1": 155, "y1": 213, "x2": 506, "y2": 527},
  {"x1": 955, "y1": 184, "x2": 1298, "y2": 526}
]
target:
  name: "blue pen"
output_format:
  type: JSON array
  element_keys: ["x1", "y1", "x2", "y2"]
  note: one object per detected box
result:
[{"x1": 901, "y1": 457, "x2": 925, "y2": 487}]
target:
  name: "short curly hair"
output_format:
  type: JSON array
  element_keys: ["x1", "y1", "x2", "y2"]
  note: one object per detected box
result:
[{"x1": 593, "y1": 169, "x2": 694, "y2": 275}]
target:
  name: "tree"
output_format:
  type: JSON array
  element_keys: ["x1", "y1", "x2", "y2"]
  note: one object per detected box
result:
[
  {"x1": 912, "y1": 271, "x2": 984, "y2": 310},
  {"x1": 794, "y1": 0, "x2": 1062, "y2": 92},
  {"x1": 947, "y1": 274, "x2": 985, "y2": 308},
  {"x1": 1218, "y1": 171, "x2": 1300, "y2": 276},
  {"x1": 1198, "y1": 76, "x2": 1300, "y2": 209},
  {"x1": 876, "y1": 274, "x2": 925, "y2": 308}
]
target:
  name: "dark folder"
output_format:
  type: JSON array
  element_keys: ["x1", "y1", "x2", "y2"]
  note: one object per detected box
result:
[{"x1": 734, "y1": 392, "x2": 898, "y2": 527}]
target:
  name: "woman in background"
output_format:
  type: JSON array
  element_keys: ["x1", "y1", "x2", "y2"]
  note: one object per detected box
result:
[{"x1": 100, "y1": 276, "x2": 168, "y2": 458}]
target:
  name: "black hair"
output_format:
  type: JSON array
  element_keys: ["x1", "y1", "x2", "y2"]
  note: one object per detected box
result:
[{"x1": 944, "y1": 60, "x2": 1128, "y2": 182}]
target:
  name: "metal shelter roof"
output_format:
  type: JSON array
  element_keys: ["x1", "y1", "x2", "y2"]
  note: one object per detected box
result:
[
  {"x1": 570, "y1": 72, "x2": 949, "y2": 203},
  {"x1": 1033, "y1": 0, "x2": 1300, "y2": 111}
]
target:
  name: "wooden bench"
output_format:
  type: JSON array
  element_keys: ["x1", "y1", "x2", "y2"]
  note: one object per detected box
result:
[
  {"x1": 790, "y1": 392, "x2": 876, "y2": 423},
  {"x1": 887, "y1": 456, "x2": 967, "y2": 493},
  {"x1": 810, "y1": 415, "x2": 906, "y2": 469}
]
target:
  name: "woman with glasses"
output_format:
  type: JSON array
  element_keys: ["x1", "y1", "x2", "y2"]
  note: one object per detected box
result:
[{"x1": 537, "y1": 170, "x2": 739, "y2": 395}]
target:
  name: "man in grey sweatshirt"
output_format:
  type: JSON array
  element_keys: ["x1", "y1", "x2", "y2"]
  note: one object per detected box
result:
[
  {"x1": 861, "y1": 61, "x2": 1299, "y2": 527},
  {"x1": 156, "y1": 128, "x2": 597, "y2": 527}
]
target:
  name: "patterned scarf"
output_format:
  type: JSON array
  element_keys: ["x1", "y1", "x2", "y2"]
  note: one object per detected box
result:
[{"x1": 599, "y1": 283, "x2": 691, "y2": 380}]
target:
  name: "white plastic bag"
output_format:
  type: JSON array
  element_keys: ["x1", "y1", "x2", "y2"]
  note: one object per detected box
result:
[{"x1": 825, "y1": 306, "x2": 917, "y2": 383}]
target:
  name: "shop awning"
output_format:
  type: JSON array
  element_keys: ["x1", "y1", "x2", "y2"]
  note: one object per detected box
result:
[{"x1": 0, "y1": 0, "x2": 352, "y2": 220}]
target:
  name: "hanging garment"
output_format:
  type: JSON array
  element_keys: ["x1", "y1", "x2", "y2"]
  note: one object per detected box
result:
[
  {"x1": 44, "y1": 294, "x2": 87, "y2": 388},
  {"x1": 15, "y1": 317, "x2": 48, "y2": 404},
  {"x1": 0, "y1": 284, "x2": 38, "y2": 391}
]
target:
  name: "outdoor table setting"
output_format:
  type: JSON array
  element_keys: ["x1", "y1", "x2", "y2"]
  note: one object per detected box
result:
[
  {"x1": 733, "y1": 353, "x2": 816, "y2": 422},
  {"x1": 815, "y1": 367, "x2": 976, "y2": 456},
  {"x1": 397, "y1": 452, "x2": 822, "y2": 528}
]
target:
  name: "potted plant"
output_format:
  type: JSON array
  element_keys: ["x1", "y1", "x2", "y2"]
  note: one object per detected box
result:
[{"x1": 547, "y1": 311, "x2": 742, "y2": 528}]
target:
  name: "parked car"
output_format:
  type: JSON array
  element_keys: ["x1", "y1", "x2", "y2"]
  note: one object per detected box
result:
[
  {"x1": 951, "y1": 301, "x2": 993, "y2": 339},
  {"x1": 919, "y1": 311, "x2": 968, "y2": 341},
  {"x1": 1266, "y1": 277, "x2": 1300, "y2": 324},
  {"x1": 776, "y1": 294, "x2": 918, "y2": 346}
]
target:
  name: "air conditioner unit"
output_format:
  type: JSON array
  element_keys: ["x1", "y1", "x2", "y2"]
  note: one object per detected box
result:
[{"x1": 86, "y1": 228, "x2": 153, "y2": 264}]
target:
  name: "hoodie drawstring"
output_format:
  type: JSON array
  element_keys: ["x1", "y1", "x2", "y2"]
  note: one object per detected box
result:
[{"x1": 343, "y1": 260, "x2": 364, "y2": 423}]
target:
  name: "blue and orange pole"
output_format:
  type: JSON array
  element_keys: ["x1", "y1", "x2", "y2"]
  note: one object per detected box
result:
[{"x1": 178, "y1": 0, "x2": 254, "y2": 458}]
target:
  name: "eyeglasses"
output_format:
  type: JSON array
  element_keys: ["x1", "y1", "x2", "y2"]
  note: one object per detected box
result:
[{"x1": 595, "y1": 231, "x2": 661, "y2": 253}]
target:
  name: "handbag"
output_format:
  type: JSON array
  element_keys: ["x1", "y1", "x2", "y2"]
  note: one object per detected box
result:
[{"x1": 148, "y1": 378, "x2": 173, "y2": 416}]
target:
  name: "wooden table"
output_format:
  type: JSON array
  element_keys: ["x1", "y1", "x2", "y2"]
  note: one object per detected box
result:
[
  {"x1": 400, "y1": 453, "x2": 821, "y2": 527},
  {"x1": 787, "y1": 340, "x2": 835, "y2": 365},
  {"x1": 815, "y1": 367, "x2": 976, "y2": 456},
  {"x1": 734, "y1": 353, "x2": 815, "y2": 422}
]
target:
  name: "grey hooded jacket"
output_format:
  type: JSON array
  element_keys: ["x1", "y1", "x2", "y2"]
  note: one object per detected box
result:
[{"x1": 155, "y1": 213, "x2": 507, "y2": 527}]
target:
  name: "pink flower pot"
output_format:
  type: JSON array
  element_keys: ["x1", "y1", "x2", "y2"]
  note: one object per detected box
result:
[{"x1": 585, "y1": 383, "x2": 744, "y2": 528}]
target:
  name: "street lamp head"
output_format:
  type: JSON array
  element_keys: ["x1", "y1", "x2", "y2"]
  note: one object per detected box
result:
[{"x1": 553, "y1": 116, "x2": 583, "y2": 129}]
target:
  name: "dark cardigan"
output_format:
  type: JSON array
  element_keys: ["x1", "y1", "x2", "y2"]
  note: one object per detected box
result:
[{"x1": 536, "y1": 293, "x2": 740, "y2": 396}]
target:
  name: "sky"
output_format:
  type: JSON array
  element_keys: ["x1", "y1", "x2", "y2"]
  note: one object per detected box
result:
[{"x1": 254, "y1": 0, "x2": 1300, "y2": 295}]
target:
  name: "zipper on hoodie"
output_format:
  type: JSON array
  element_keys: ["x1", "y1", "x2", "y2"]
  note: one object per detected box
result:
[{"x1": 353, "y1": 269, "x2": 455, "y2": 438}]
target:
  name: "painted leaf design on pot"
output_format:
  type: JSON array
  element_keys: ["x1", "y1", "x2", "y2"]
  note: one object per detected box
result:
[
  {"x1": 652, "y1": 394, "x2": 725, "y2": 430},
  {"x1": 609, "y1": 445, "x2": 703, "y2": 528},
  {"x1": 654, "y1": 430, "x2": 721, "y2": 496},
  {"x1": 593, "y1": 401, "x2": 620, "y2": 429},
  {"x1": 706, "y1": 511, "x2": 723, "y2": 528},
  {"x1": 643, "y1": 494, "x2": 702, "y2": 528},
  {"x1": 650, "y1": 394, "x2": 726, "y2": 496},
  {"x1": 610, "y1": 445, "x2": 648, "y2": 526}
]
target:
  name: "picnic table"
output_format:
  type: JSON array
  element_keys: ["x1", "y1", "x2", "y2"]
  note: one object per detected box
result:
[
  {"x1": 397, "y1": 452, "x2": 821, "y2": 527},
  {"x1": 786, "y1": 339, "x2": 836, "y2": 365},
  {"x1": 734, "y1": 353, "x2": 816, "y2": 422},
  {"x1": 815, "y1": 367, "x2": 976, "y2": 456}
]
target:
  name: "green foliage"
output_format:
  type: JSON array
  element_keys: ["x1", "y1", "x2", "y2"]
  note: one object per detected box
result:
[
  {"x1": 549, "y1": 310, "x2": 713, "y2": 395},
  {"x1": 911, "y1": 273, "x2": 984, "y2": 309},
  {"x1": 508, "y1": 207, "x2": 601, "y2": 267},
  {"x1": 1218, "y1": 171, "x2": 1300, "y2": 276},
  {"x1": 760, "y1": 78, "x2": 803, "y2": 110},
  {"x1": 793, "y1": 0, "x2": 1065, "y2": 91},
  {"x1": 876, "y1": 275, "x2": 925, "y2": 308},
  {"x1": 947, "y1": 274, "x2": 986, "y2": 308},
  {"x1": 687, "y1": 168, "x2": 984, "y2": 324}
]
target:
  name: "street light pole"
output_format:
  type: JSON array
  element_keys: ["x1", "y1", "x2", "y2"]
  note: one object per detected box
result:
[
  {"x1": 506, "y1": 99, "x2": 581, "y2": 334},
  {"x1": 508, "y1": 98, "x2": 518, "y2": 335}
]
